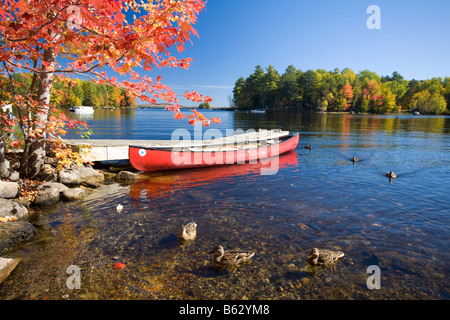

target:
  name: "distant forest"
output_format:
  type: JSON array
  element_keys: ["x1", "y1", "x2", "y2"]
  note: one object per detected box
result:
[
  {"x1": 232, "y1": 65, "x2": 450, "y2": 114},
  {"x1": 6, "y1": 73, "x2": 137, "y2": 108}
]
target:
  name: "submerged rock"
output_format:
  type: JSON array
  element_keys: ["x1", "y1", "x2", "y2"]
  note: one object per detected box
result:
[
  {"x1": 0, "y1": 257, "x2": 21, "y2": 284},
  {"x1": 0, "y1": 220, "x2": 37, "y2": 254},
  {"x1": 81, "y1": 181, "x2": 101, "y2": 188}
]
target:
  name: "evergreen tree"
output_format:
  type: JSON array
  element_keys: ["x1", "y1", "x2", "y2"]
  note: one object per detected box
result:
[
  {"x1": 264, "y1": 65, "x2": 280, "y2": 109},
  {"x1": 246, "y1": 65, "x2": 266, "y2": 109},
  {"x1": 279, "y1": 65, "x2": 302, "y2": 110},
  {"x1": 232, "y1": 77, "x2": 248, "y2": 109}
]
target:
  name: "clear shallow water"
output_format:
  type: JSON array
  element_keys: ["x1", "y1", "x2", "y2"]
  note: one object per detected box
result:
[{"x1": 1, "y1": 109, "x2": 449, "y2": 300}]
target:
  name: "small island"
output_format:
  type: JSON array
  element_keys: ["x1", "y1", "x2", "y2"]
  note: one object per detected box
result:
[{"x1": 232, "y1": 65, "x2": 450, "y2": 115}]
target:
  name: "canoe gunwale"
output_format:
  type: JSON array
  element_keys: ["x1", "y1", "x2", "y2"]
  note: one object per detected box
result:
[{"x1": 129, "y1": 133, "x2": 299, "y2": 152}]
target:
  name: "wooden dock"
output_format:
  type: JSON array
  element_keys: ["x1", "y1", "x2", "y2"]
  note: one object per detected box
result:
[{"x1": 65, "y1": 130, "x2": 290, "y2": 162}]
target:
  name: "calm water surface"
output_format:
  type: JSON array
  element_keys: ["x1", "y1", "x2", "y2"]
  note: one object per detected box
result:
[{"x1": 1, "y1": 109, "x2": 449, "y2": 300}]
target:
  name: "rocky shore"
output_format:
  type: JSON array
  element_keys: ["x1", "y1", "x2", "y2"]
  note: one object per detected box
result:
[{"x1": 0, "y1": 159, "x2": 140, "y2": 283}]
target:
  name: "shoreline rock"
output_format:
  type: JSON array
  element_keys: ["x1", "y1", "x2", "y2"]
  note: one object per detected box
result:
[
  {"x1": 58, "y1": 165, "x2": 105, "y2": 186},
  {"x1": 61, "y1": 187, "x2": 89, "y2": 201},
  {"x1": 0, "y1": 199, "x2": 29, "y2": 220},
  {"x1": 32, "y1": 185, "x2": 61, "y2": 207},
  {"x1": 0, "y1": 161, "x2": 140, "y2": 255},
  {"x1": 0, "y1": 181, "x2": 20, "y2": 199},
  {"x1": 114, "y1": 170, "x2": 140, "y2": 184}
]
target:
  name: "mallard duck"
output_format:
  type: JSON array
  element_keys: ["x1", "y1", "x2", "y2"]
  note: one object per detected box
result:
[
  {"x1": 208, "y1": 245, "x2": 255, "y2": 268},
  {"x1": 307, "y1": 248, "x2": 344, "y2": 267},
  {"x1": 351, "y1": 156, "x2": 359, "y2": 162},
  {"x1": 385, "y1": 171, "x2": 397, "y2": 178},
  {"x1": 304, "y1": 145, "x2": 312, "y2": 150},
  {"x1": 178, "y1": 222, "x2": 197, "y2": 242}
]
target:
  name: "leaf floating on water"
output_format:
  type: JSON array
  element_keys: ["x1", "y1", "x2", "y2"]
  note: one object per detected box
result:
[
  {"x1": 372, "y1": 223, "x2": 382, "y2": 227},
  {"x1": 297, "y1": 223, "x2": 308, "y2": 230},
  {"x1": 114, "y1": 263, "x2": 126, "y2": 269}
]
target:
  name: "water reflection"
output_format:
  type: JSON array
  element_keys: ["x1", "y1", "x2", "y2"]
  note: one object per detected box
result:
[
  {"x1": 129, "y1": 151, "x2": 298, "y2": 202},
  {"x1": 233, "y1": 112, "x2": 450, "y2": 136},
  {"x1": 69, "y1": 112, "x2": 94, "y2": 121}
]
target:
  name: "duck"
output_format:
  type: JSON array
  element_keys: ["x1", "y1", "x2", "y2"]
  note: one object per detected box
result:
[
  {"x1": 307, "y1": 248, "x2": 344, "y2": 267},
  {"x1": 304, "y1": 145, "x2": 312, "y2": 150},
  {"x1": 208, "y1": 245, "x2": 255, "y2": 268},
  {"x1": 351, "y1": 156, "x2": 359, "y2": 162},
  {"x1": 178, "y1": 222, "x2": 197, "y2": 242},
  {"x1": 385, "y1": 171, "x2": 397, "y2": 178}
]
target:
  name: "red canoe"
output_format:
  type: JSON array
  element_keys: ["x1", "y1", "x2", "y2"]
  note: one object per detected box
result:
[{"x1": 129, "y1": 131, "x2": 299, "y2": 172}]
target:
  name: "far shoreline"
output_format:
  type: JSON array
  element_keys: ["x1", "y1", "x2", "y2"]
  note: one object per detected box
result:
[{"x1": 59, "y1": 105, "x2": 450, "y2": 115}]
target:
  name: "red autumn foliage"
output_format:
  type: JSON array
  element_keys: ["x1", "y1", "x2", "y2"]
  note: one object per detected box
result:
[{"x1": 0, "y1": 0, "x2": 218, "y2": 179}]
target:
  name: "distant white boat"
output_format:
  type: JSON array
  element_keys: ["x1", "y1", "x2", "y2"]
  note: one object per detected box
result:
[
  {"x1": 70, "y1": 106, "x2": 94, "y2": 114},
  {"x1": 250, "y1": 109, "x2": 265, "y2": 113},
  {"x1": 2, "y1": 104, "x2": 12, "y2": 113}
]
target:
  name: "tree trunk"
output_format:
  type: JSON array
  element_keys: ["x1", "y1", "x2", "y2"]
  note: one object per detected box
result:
[
  {"x1": 0, "y1": 136, "x2": 11, "y2": 178},
  {"x1": 0, "y1": 136, "x2": 20, "y2": 181},
  {"x1": 20, "y1": 46, "x2": 55, "y2": 180}
]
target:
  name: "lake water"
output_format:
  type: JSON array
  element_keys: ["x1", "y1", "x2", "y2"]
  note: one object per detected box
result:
[{"x1": 1, "y1": 109, "x2": 449, "y2": 300}]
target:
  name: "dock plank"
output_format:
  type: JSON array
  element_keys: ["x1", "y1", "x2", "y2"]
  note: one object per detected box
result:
[{"x1": 65, "y1": 130, "x2": 290, "y2": 161}]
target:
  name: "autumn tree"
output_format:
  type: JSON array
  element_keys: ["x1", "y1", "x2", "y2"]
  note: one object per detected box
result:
[
  {"x1": 342, "y1": 82, "x2": 354, "y2": 111},
  {"x1": 444, "y1": 77, "x2": 450, "y2": 110},
  {"x1": 381, "y1": 72, "x2": 408, "y2": 110},
  {"x1": 0, "y1": 0, "x2": 217, "y2": 180},
  {"x1": 411, "y1": 90, "x2": 446, "y2": 114}
]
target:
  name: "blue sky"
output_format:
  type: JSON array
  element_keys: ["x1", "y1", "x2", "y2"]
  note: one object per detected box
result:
[{"x1": 146, "y1": 0, "x2": 450, "y2": 107}]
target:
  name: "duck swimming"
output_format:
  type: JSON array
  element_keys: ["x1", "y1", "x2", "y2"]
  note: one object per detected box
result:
[
  {"x1": 209, "y1": 245, "x2": 255, "y2": 268},
  {"x1": 385, "y1": 171, "x2": 397, "y2": 178},
  {"x1": 304, "y1": 145, "x2": 312, "y2": 150},
  {"x1": 351, "y1": 156, "x2": 359, "y2": 162},
  {"x1": 178, "y1": 222, "x2": 197, "y2": 242},
  {"x1": 307, "y1": 248, "x2": 345, "y2": 267}
]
